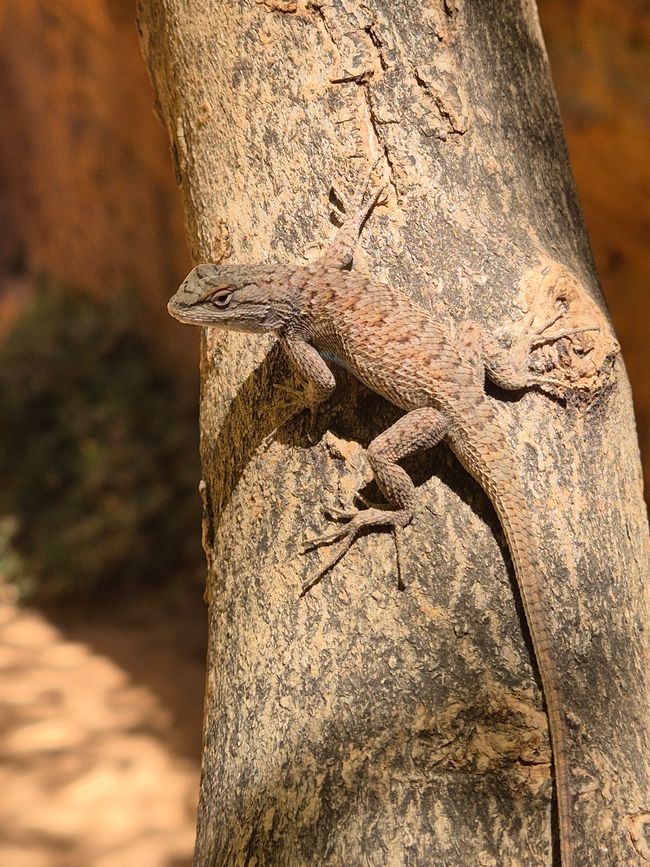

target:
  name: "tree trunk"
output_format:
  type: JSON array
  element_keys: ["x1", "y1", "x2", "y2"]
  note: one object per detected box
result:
[{"x1": 137, "y1": 2, "x2": 650, "y2": 865}]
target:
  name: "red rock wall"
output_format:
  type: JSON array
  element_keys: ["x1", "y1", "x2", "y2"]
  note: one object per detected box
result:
[{"x1": 0, "y1": 0, "x2": 193, "y2": 366}]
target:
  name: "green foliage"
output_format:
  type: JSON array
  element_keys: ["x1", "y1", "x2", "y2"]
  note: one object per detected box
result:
[{"x1": 0, "y1": 285, "x2": 200, "y2": 598}]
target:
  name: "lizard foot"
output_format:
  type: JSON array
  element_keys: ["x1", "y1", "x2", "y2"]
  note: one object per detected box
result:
[
  {"x1": 529, "y1": 312, "x2": 599, "y2": 350},
  {"x1": 493, "y1": 311, "x2": 600, "y2": 397},
  {"x1": 528, "y1": 316, "x2": 600, "y2": 397},
  {"x1": 300, "y1": 506, "x2": 411, "y2": 596},
  {"x1": 505, "y1": 310, "x2": 598, "y2": 363}
]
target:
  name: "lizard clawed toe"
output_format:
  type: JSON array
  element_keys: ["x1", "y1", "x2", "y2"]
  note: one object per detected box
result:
[
  {"x1": 302, "y1": 505, "x2": 393, "y2": 550},
  {"x1": 515, "y1": 310, "x2": 599, "y2": 355},
  {"x1": 324, "y1": 505, "x2": 360, "y2": 521},
  {"x1": 301, "y1": 511, "x2": 358, "y2": 552},
  {"x1": 302, "y1": 522, "x2": 351, "y2": 552},
  {"x1": 300, "y1": 507, "x2": 411, "y2": 594},
  {"x1": 300, "y1": 533, "x2": 358, "y2": 596},
  {"x1": 531, "y1": 324, "x2": 599, "y2": 348}
]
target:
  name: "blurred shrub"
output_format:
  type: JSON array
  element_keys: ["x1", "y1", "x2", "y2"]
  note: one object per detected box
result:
[{"x1": 0, "y1": 285, "x2": 200, "y2": 598}]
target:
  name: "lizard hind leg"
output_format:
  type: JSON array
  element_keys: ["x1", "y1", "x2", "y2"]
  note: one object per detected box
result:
[
  {"x1": 477, "y1": 313, "x2": 598, "y2": 394},
  {"x1": 301, "y1": 407, "x2": 449, "y2": 595}
]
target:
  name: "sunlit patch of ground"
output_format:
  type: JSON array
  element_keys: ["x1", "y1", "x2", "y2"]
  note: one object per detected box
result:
[{"x1": 0, "y1": 586, "x2": 205, "y2": 867}]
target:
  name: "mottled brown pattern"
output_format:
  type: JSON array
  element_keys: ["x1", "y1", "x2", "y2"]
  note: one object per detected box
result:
[{"x1": 166, "y1": 176, "x2": 604, "y2": 866}]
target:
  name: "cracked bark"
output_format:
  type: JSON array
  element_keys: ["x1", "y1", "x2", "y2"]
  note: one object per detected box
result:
[{"x1": 137, "y1": 1, "x2": 650, "y2": 865}]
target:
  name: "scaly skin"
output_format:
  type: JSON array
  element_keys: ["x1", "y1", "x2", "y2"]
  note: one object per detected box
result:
[{"x1": 168, "y1": 173, "x2": 580, "y2": 866}]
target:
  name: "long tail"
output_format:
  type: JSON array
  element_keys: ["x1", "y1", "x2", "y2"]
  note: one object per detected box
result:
[
  {"x1": 493, "y1": 484, "x2": 572, "y2": 866},
  {"x1": 456, "y1": 438, "x2": 572, "y2": 865}
]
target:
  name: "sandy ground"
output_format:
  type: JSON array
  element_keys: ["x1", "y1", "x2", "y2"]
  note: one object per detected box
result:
[{"x1": 0, "y1": 582, "x2": 207, "y2": 867}]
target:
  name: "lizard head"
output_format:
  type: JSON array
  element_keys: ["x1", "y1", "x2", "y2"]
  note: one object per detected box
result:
[{"x1": 167, "y1": 263, "x2": 292, "y2": 333}]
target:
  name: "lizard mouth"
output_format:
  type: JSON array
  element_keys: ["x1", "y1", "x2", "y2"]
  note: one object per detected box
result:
[
  {"x1": 167, "y1": 298, "x2": 222, "y2": 327},
  {"x1": 167, "y1": 297, "x2": 196, "y2": 324}
]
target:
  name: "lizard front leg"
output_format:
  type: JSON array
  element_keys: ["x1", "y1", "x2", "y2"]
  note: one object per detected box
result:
[
  {"x1": 320, "y1": 168, "x2": 385, "y2": 271},
  {"x1": 279, "y1": 336, "x2": 337, "y2": 437},
  {"x1": 302, "y1": 407, "x2": 449, "y2": 593}
]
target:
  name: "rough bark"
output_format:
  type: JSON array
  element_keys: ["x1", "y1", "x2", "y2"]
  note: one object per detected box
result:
[{"x1": 137, "y1": 2, "x2": 650, "y2": 865}]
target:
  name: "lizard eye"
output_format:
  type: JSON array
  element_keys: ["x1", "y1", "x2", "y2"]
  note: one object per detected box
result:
[{"x1": 209, "y1": 290, "x2": 232, "y2": 308}]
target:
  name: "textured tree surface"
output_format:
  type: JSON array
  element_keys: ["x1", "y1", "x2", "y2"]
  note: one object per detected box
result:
[{"x1": 138, "y1": 2, "x2": 650, "y2": 865}]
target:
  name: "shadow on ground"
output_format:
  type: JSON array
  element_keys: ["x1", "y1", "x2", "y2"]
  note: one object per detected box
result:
[{"x1": 0, "y1": 575, "x2": 207, "y2": 867}]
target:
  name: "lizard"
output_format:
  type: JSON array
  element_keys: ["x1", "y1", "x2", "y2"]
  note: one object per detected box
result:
[{"x1": 167, "y1": 169, "x2": 588, "y2": 866}]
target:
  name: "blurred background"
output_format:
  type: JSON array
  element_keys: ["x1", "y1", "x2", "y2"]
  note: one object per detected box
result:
[{"x1": 0, "y1": 2, "x2": 647, "y2": 865}]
